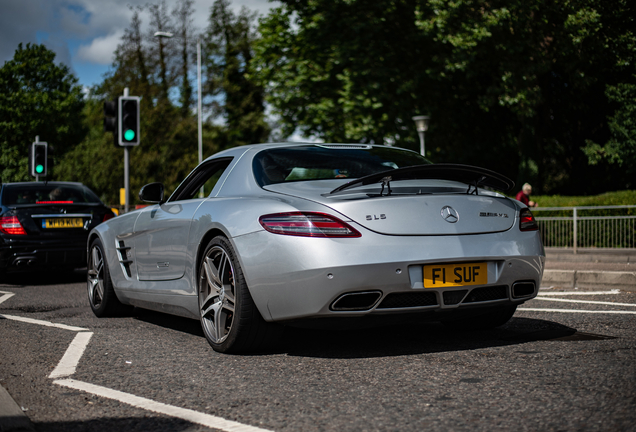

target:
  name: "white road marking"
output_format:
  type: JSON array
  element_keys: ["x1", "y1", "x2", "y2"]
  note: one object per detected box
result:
[
  {"x1": 0, "y1": 314, "x2": 88, "y2": 331},
  {"x1": 4, "y1": 298, "x2": 270, "y2": 432},
  {"x1": 54, "y1": 379, "x2": 271, "y2": 432},
  {"x1": 534, "y1": 297, "x2": 636, "y2": 307},
  {"x1": 519, "y1": 308, "x2": 636, "y2": 315},
  {"x1": 49, "y1": 332, "x2": 93, "y2": 379},
  {"x1": 0, "y1": 290, "x2": 15, "y2": 306},
  {"x1": 537, "y1": 290, "x2": 621, "y2": 296}
]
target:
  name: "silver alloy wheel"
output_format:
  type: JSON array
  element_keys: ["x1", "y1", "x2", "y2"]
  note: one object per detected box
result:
[
  {"x1": 87, "y1": 245, "x2": 105, "y2": 308},
  {"x1": 199, "y1": 245, "x2": 236, "y2": 344}
]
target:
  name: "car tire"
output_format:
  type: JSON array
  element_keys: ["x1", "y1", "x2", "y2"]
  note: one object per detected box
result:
[
  {"x1": 198, "y1": 236, "x2": 282, "y2": 353},
  {"x1": 87, "y1": 238, "x2": 130, "y2": 317},
  {"x1": 442, "y1": 304, "x2": 517, "y2": 330}
]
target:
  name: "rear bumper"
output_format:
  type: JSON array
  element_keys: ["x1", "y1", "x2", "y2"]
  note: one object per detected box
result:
[
  {"x1": 0, "y1": 237, "x2": 87, "y2": 272},
  {"x1": 233, "y1": 228, "x2": 545, "y2": 322}
]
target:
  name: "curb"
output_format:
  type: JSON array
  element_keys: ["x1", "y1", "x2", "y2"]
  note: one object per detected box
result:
[
  {"x1": 546, "y1": 254, "x2": 635, "y2": 263},
  {"x1": 0, "y1": 385, "x2": 34, "y2": 432},
  {"x1": 542, "y1": 269, "x2": 636, "y2": 292}
]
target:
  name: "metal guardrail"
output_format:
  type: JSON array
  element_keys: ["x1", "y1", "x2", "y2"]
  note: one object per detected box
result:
[{"x1": 533, "y1": 205, "x2": 636, "y2": 253}]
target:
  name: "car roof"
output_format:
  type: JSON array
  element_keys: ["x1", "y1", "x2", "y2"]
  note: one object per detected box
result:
[{"x1": 1, "y1": 181, "x2": 86, "y2": 188}]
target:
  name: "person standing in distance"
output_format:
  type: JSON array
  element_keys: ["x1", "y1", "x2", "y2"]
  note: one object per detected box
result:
[{"x1": 516, "y1": 183, "x2": 538, "y2": 207}]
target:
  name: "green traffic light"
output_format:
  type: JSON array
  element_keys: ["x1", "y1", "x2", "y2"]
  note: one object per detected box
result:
[
  {"x1": 124, "y1": 129, "x2": 136, "y2": 141},
  {"x1": 35, "y1": 165, "x2": 44, "y2": 174}
]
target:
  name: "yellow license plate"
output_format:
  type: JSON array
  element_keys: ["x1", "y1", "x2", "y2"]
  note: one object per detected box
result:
[
  {"x1": 423, "y1": 262, "x2": 487, "y2": 288},
  {"x1": 44, "y1": 218, "x2": 83, "y2": 229}
]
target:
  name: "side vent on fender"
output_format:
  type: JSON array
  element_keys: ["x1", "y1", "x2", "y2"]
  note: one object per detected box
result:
[{"x1": 116, "y1": 240, "x2": 133, "y2": 278}]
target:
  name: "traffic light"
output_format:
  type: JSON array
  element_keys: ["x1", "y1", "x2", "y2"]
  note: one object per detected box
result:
[
  {"x1": 30, "y1": 142, "x2": 48, "y2": 177},
  {"x1": 118, "y1": 96, "x2": 140, "y2": 146},
  {"x1": 104, "y1": 100, "x2": 117, "y2": 133},
  {"x1": 104, "y1": 100, "x2": 118, "y2": 147}
]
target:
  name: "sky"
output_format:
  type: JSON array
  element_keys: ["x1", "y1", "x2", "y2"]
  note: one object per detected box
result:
[{"x1": 0, "y1": 0, "x2": 280, "y2": 89}]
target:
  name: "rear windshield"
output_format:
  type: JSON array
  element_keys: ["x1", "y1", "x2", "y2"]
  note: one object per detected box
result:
[
  {"x1": 1, "y1": 184, "x2": 102, "y2": 206},
  {"x1": 253, "y1": 145, "x2": 430, "y2": 186}
]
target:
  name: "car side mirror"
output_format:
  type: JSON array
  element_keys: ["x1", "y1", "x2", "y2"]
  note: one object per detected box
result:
[{"x1": 139, "y1": 182, "x2": 165, "y2": 204}]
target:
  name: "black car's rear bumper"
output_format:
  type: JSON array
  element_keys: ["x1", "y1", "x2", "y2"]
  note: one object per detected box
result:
[{"x1": 0, "y1": 238, "x2": 87, "y2": 272}]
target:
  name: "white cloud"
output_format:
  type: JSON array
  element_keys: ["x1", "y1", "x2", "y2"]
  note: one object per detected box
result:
[{"x1": 76, "y1": 30, "x2": 124, "y2": 64}]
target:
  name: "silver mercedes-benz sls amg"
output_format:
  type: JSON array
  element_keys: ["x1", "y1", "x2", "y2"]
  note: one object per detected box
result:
[{"x1": 87, "y1": 143, "x2": 544, "y2": 353}]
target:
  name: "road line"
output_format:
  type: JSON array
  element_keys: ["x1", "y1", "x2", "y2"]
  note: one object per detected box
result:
[
  {"x1": 519, "y1": 308, "x2": 636, "y2": 315},
  {"x1": 0, "y1": 291, "x2": 15, "y2": 306},
  {"x1": 0, "y1": 314, "x2": 88, "y2": 331},
  {"x1": 534, "y1": 297, "x2": 636, "y2": 307},
  {"x1": 537, "y1": 290, "x2": 621, "y2": 296},
  {"x1": 53, "y1": 379, "x2": 271, "y2": 432},
  {"x1": 4, "y1": 300, "x2": 267, "y2": 430},
  {"x1": 49, "y1": 332, "x2": 93, "y2": 379}
]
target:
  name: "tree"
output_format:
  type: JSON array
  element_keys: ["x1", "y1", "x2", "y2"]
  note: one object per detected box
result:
[
  {"x1": 0, "y1": 43, "x2": 86, "y2": 183},
  {"x1": 55, "y1": 2, "x2": 199, "y2": 204},
  {"x1": 255, "y1": 0, "x2": 426, "y2": 145},
  {"x1": 204, "y1": 0, "x2": 270, "y2": 148},
  {"x1": 148, "y1": 1, "x2": 175, "y2": 101},
  {"x1": 255, "y1": 0, "x2": 636, "y2": 193},
  {"x1": 582, "y1": 80, "x2": 636, "y2": 185},
  {"x1": 54, "y1": 97, "x2": 123, "y2": 203},
  {"x1": 173, "y1": 0, "x2": 196, "y2": 118},
  {"x1": 415, "y1": 0, "x2": 635, "y2": 193}
]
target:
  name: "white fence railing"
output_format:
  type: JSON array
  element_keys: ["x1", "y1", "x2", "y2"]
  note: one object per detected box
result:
[{"x1": 533, "y1": 205, "x2": 636, "y2": 252}]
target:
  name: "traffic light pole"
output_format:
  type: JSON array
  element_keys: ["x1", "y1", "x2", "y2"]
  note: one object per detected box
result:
[{"x1": 124, "y1": 147, "x2": 130, "y2": 213}]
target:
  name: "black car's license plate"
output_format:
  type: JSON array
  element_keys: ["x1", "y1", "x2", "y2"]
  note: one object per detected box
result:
[{"x1": 43, "y1": 218, "x2": 83, "y2": 229}]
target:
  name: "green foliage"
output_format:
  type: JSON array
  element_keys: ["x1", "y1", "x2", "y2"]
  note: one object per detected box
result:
[
  {"x1": 254, "y1": 0, "x2": 636, "y2": 194},
  {"x1": 0, "y1": 43, "x2": 86, "y2": 183},
  {"x1": 582, "y1": 80, "x2": 636, "y2": 181},
  {"x1": 254, "y1": 1, "x2": 424, "y2": 144},
  {"x1": 205, "y1": 0, "x2": 270, "y2": 148},
  {"x1": 53, "y1": 98, "x2": 122, "y2": 203},
  {"x1": 174, "y1": 0, "x2": 196, "y2": 117},
  {"x1": 3, "y1": 0, "x2": 634, "y2": 203},
  {"x1": 531, "y1": 190, "x2": 635, "y2": 218},
  {"x1": 53, "y1": 0, "x2": 267, "y2": 204},
  {"x1": 534, "y1": 190, "x2": 636, "y2": 208}
]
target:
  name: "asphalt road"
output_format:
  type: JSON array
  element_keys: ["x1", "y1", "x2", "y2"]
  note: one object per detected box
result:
[{"x1": 1, "y1": 272, "x2": 635, "y2": 432}]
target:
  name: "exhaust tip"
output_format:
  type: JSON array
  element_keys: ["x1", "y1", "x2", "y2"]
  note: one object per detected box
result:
[
  {"x1": 12, "y1": 257, "x2": 37, "y2": 267},
  {"x1": 512, "y1": 281, "x2": 536, "y2": 298},
  {"x1": 331, "y1": 291, "x2": 382, "y2": 311}
]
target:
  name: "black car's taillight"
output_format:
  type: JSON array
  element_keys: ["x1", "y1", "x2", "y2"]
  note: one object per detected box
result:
[
  {"x1": 519, "y1": 208, "x2": 539, "y2": 231},
  {"x1": 259, "y1": 212, "x2": 361, "y2": 238},
  {"x1": 0, "y1": 216, "x2": 27, "y2": 235}
]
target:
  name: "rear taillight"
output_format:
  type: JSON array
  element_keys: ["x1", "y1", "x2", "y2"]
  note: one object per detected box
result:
[
  {"x1": 0, "y1": 216, "x2": 27, "y2": 235},
  {"x1": 519, "y1": 208, "x2": 538, "y2": 231},
  {"x1": 103, "y1": 213, "x2": 115, "y2": 222},
  {"x1": 259, "y1": 212, "x2": 361, "y2": 238}
]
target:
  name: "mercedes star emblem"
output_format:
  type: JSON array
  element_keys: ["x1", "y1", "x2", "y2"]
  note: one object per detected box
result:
[{"x1": 441, "y1": 206, "x2": 459, "y2": 223}]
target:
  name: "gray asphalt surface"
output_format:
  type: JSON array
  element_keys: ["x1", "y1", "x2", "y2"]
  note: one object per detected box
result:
[{"x1": 1, "y1": 267, "x2": 635, "y2": 431}]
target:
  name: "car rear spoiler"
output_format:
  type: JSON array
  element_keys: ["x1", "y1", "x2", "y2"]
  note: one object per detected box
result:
[{"x1": 329, "y1": 164, "x2": 515, "y2": 195}]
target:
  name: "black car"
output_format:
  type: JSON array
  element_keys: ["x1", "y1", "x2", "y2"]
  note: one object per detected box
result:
[{"x1": 0, "y1": 182, "x2": 115, "y2": 277}]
